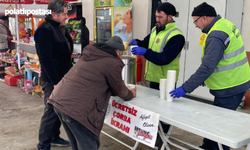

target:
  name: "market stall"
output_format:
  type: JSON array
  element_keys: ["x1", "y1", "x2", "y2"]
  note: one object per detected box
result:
[{"x1": 0, "y1": 0, "x2": 77, "y2": 97}]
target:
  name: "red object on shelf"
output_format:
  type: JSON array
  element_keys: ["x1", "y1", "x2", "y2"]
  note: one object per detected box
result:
[
  {"x1": 5, "y1": 75, "x2": 23, "y2": 86},
  {"x1": 136, "y1": 56, "x2": 142, "y2": 82}
]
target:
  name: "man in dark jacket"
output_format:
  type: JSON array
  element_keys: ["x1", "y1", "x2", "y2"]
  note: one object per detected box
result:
[
  {"x1": 34, "y1": 0, "x2": 72, "y2": 150},
  {"x1": 47, "y1": 36, "x2": 136, "y2": 150}
]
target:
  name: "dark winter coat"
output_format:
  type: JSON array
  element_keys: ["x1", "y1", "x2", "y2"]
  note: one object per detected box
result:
[
  {"x1": 35, "y1": 17, "x2": 73, "y2": 85},
  {"x1": 80, "y1": 17, "x2": 89, "y2": 52},
  {"x1": 48, "y1": 43, "x2": 133, "y2": 137}
]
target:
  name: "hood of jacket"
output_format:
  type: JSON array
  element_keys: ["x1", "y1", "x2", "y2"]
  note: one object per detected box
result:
[{"x1": 81, "y1": 43, "x2": 123, "y2": 64}]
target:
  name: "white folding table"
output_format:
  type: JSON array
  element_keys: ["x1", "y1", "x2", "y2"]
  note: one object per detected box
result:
[
  {"x1": 129, "y1": 87, "x2": 250, "y2": 150},
  {"x1": 103, "y1": 85, "x2": 250, "y2": 150}
]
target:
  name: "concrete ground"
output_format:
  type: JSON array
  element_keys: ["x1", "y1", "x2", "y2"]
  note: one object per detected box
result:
[{"x1": 0, "y1": 81, "x2": 247, "y2": 150}]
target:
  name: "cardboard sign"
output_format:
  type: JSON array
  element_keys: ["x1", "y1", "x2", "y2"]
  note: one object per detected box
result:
[{"x1": 104, "y1": 96, "x2": 160, "y2": 148}]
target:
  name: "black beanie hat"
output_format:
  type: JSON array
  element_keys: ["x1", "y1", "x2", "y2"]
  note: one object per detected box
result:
[
  {"x1": 192, "y1": 2, "x2": 217, "y2": 16},
  {"x1": 156, "y1": 2, "x2": 176, "y2": 16}
]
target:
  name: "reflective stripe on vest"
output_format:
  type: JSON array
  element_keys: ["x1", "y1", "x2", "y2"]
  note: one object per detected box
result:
[
  {"x1": 145, "y1": 22, "x2": 184, "y2": 83},
  {"x1": 202, "y1": 18, "x2": 250, "y2": 90}
]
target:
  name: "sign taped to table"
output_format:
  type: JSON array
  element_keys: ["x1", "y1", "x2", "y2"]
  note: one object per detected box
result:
[{"x1": 104, "y1": 96, "x2": 160, "y2": 148}]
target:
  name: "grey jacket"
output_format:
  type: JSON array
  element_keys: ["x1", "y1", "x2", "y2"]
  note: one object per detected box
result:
[
  {"x1": 182, "y1": 15, "x2": 250, "y2": 97},
  {"x1": 0, "y1": 23, "x2": 8, "y2": 49}
]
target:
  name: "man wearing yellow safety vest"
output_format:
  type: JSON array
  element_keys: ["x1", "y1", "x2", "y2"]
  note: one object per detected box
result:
[
  {"x1": 170, "y1": 2, "x2": 250, "y2": 150},
  {"x1": 129, "y1": 2, "x2": 185, "y2": 148}
]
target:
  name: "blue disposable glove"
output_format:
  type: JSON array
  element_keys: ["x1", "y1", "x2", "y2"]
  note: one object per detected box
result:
[
  {"x1": 169, "y1": 86, "x2": 187, "y2": 98},
  {"x1": 200, "y1": 82, "x2": 205, "y2": 87},
  {"x1": 131, "y1": 47, "x2": 147, "y2": 55},
  {"x1": 129, "y1": 39, "x2": 138, "y2": 46}
]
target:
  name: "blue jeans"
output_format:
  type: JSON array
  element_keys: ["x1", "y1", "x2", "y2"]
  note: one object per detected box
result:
[
  {"x1": 202, "y1": 92, "x2": 245, "y2": 150},
  {"x1": 54, "y1": 107, "x2": 100, "y2": 150}
]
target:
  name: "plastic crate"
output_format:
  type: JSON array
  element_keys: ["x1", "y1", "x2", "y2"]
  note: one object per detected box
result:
[{"x1": 5, "y1": 75, "x2": 23, "y2": 86}]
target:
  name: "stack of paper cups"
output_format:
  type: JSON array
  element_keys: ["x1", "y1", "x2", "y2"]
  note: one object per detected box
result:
[
  {"x1": 166, "y1": 70, "x2": 176, "y2": 102},
  {"x1": 159, "y1": 79, "x2": 167, "y2": 99}
]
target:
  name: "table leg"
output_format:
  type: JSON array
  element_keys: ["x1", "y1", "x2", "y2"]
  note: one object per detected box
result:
[
  {"x1": 217, "y1": 143, "x2": 223, "y2": 150},
  {"x1": 101, "y1": 130, "x2": 140, "y2": 150},
  {"x1": 158, "y1": 122, "x2": 202, "y2": 150},
  {"x1": 158, "y1": 122, "x2": 172, "y2": 150},
  {"x1": 132, "y1": 141, "x2": 139, "y2": 150},
  {"x1": 247, "y1": 143, "x2": 250, "y2": 150}
]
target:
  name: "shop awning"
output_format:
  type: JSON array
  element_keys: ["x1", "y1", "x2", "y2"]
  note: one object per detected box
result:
[
  {"x1": 0, "y1": 0, "x2": 33, "y2": 4},
  {"x1": 35, "y1": 0, "x2": 78, "y2": 4}
]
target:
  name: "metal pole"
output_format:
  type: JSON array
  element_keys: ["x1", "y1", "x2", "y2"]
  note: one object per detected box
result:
[{"x1": 15, "y1": 0, "x2": 20, "y2": 70}]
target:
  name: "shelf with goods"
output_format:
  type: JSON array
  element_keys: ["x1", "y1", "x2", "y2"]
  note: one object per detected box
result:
[
  {"x1": 11, "y1": 40, "x2": 35, "y2": 47},
  {"x1": 66, "y1": 19, "x2": 82, "y2": 62},
  {"x1": 0, "y1": 50, "x2": 23, "y2": 76},
  {"x1": 0, "y1": 50, "x2": 43, "y2": 97}
]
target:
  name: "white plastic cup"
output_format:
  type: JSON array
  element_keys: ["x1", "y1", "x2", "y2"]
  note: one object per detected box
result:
[
  {"x1": 130, "y1": 45, "x2": 138, "y2": 56},
  {"x1": 13, "y1": 36, "x2": 16, "y2": 41},
  {"x1": 127, "y1": 84, "x2": 136, "y2": 89}
]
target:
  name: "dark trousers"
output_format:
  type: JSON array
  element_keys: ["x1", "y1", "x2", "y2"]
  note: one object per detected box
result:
[
  {"x1": 202, "y1": 92, "x2": 245, "y2": 150},
  {"x1": 54, "y1": 107, "x2": 100, "y2": 150},
  {"x1": 37, "y1": 81, "x2": 61, "y2": 149}
]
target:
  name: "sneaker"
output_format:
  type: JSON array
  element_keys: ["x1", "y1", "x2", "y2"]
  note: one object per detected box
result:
[
  {"x1": 51, "y1": 137, "x2": 70, "y2": 147},
  {"x1": 37, "y1": 148, "x2": 50, "y2": 150}
]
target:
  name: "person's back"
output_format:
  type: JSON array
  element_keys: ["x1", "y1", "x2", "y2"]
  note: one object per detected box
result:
[
  {"x1": 0, "y1": 16, "x2": 10, "y2": 52},
  {"x1": 49, "y1": 43, "x2": 133, "y2": 136},
  {"x1": 48, "y1": 36, "x2": 135, "y2": 150},
  {"x1": 80, "y1": 17, "x2": 89, "y2": 52}
]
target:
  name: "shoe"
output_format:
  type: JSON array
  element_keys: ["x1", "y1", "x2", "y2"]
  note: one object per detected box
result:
[
  {"x1": 51, "y1": 137, "x2": 70, "y2": 147},
  {"x1": 37, "y1": 148, "x2": 50, "y2": 150}
]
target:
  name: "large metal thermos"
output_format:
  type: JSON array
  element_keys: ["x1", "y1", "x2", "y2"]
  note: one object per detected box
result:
[{"x1": 121, "y1": 55, "x2": 136, "y2": 85}]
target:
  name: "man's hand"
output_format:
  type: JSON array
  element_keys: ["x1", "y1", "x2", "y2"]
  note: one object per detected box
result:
[
  {"x1": 129, "y1": 39, "x2": 138, "y2": 46},
  {"x1": 131, "y1": 47, "x2": 147, "y2": 55},
  {"x1": 130, "y1": 88, "x2": 136, "y2": 97},
  {"x1": 169, "y1": 86, "x2": 186, "y2": 98}
]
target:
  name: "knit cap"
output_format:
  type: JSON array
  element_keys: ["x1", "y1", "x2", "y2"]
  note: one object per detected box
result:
[
  {"x1": 105, "y1": 36, "x2": 125, "y2": 51},
  {"x1": 156, "y1": 2, "x2": 177, "y2": 16},
  {"x1": 192, "y1": 2, "x2": 217, "y2": 16}
]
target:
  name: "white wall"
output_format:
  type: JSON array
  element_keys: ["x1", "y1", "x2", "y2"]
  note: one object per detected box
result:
[
  {"x1": 132, "y1": 0, "x2": 151, "y2": 39},
  {"x1": 80, "y1": 0, "x2": 250, "y2": 52},
  {"x1": 82, "y1": 0, "x2": 94, "y2": 42},
  {"x1": 242, "y1": 0, "x2": 250, "y2": 52}
]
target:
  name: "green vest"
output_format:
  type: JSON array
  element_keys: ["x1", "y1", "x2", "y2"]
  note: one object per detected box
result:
[
  {"x1": 145, "y1": 22, "x2": 183, "y2": 83},
  {"x1": 202, "y1": 18, "x2": 250, "y2": 90}
]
